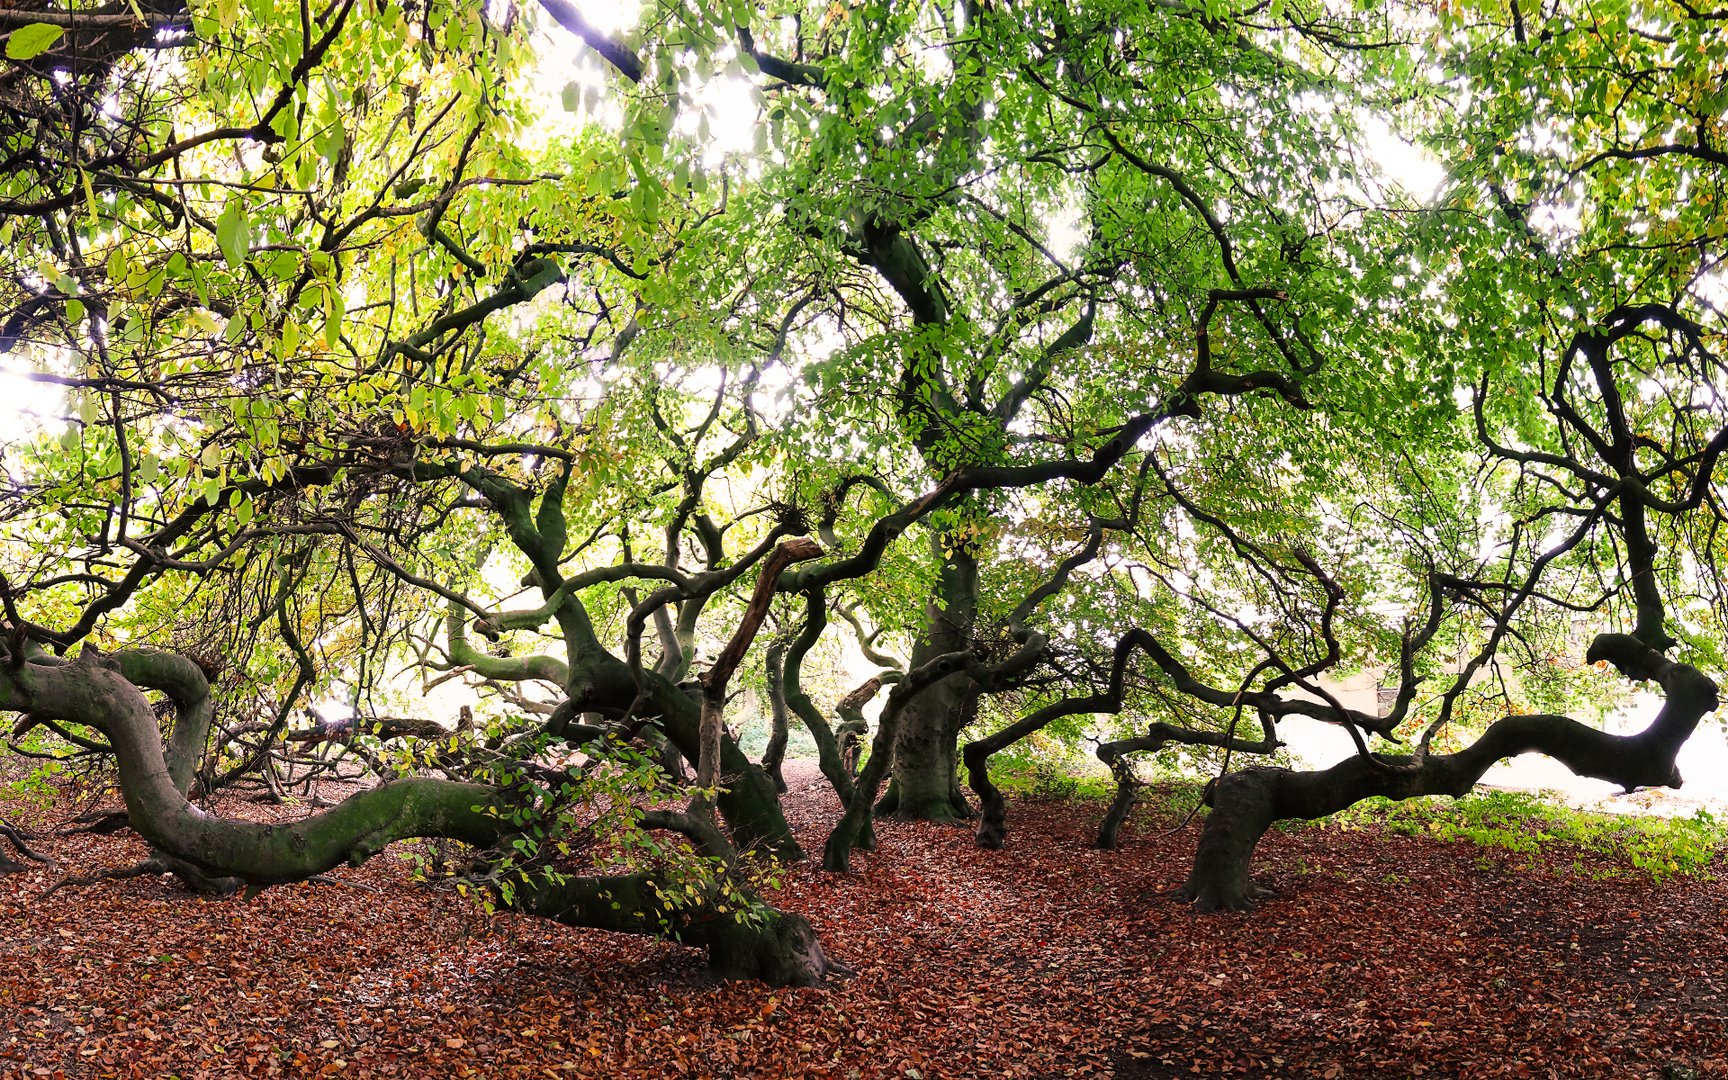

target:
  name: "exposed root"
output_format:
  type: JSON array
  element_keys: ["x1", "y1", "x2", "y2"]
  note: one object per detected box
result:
[
  {"x1": 0, "y1": 820, "x2": 55, "y2": 872},
  {"x1": 1175, "y1": 876, "x2": 1278, "y2": 913},
  {"x1": 57, "y1": 809, "x2": 131, "y2": 836},
  {"x1": 43, "y1": 857, "x2": 169, "y2": 898},
  {"x1": 41, "y1": 850, "x2": 242, "y2": 899},
  {"x1": 307, "y1": 873, "x2": 379, "y2": 893}
]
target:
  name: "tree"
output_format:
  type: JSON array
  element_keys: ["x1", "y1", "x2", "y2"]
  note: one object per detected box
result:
[
  {"x1": 955, "y1": 0, "x2": 1728, "y2": 909},
  {"x1": 0, "y1": 0, "x2": 846, "y2": 983},
  {"x1": 0, "y1": 0, "x2": 1724, "y2": 993}
]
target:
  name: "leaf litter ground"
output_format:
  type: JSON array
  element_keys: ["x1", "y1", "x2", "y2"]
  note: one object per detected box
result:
[{"x1": 1, "y1": 763, "x2": 1724, "y2": 1079}]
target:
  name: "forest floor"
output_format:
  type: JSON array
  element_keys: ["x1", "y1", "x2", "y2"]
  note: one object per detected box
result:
[{"x1": 1, "y1": 761, "x2": 1726, "y2": 1080}]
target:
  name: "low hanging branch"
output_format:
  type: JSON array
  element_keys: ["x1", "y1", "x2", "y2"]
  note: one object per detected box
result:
[
  {"x1": 1092, "y1": 710, "x2": 1282, "y2": 851},
  {"x1": 0, "y1": 645, "x2": 844, "y2": 984},
  {"x1": 694, "y1": 537, "x2": 823, "y2": 820},
  {"x1": 1177, "y1": 633, "x2": 1719, "y2": 912}
]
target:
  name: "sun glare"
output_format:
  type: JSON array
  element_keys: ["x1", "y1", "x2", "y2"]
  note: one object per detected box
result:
[
  {"x1": 577, "y1": 0, "x2": 640, "y2": 35},
  {"x1": 0, "y1": 358, "x2": 67, "y2": 445}
]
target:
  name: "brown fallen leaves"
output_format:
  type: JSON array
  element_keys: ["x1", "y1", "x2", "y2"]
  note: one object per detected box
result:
[{"x1": 1, "y1": 765, "x2": 1724, "y2": 1079}]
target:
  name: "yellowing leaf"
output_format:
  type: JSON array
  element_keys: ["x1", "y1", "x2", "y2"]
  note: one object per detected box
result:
[{"x1": 5, "y1": 23, "x2": 64, "y2": 61}]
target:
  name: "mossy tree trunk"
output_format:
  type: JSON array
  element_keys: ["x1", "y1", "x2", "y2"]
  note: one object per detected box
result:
[
  {"x1": 760, "y1": 640, "x2": 791, "y2": 794},
  {"x1": 880, "y1": 542, "x2": 978, "y2": 823},
  {"x1": 0, "y1": 647, "x2": 840, "y2": 985}
]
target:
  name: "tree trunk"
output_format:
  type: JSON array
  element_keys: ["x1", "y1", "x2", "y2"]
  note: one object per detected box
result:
[
  {"x1": 589, "y1": 659, "x2": 802, "y2": 860},
  {"x1": 823, "y1": 705, "x2": 898, "y2": 871},
  {"x1": 509, "y1": 870, "x2": 843, "y2": 986},
  {"x1": 824, "y1": 676, "x2": 915, "y2": 871},
  {"x1": 761, "y1": 640, "x2": 790, "y2": 794},
  {"x1": 656, "y1": 732, "x2": 690, "y2": 782},
  {"x1": 1093, "y1": 778, "x2": 1138, "y2": 851},
  {"x1": 777, "y1": 590, "x2": 873, "y2": 856},
  {"x1": 695, "y1": 536, "x2": 822, "y2": 835},
  {"x1": 684, "y1": 908, "x2": 845, "y2": 985},
  {"x1": 1177, "y1": 634, "x2": 1718, "y2": 911},
  {"x1": 884, "y1": 542, "x2": 978, "y2": 822},
  {"x1": 881, "y1": 684, "x2": 974, "y2": 821},
  {"x1": 822, "y1": 649, "x2": 983, "y2": 870}
]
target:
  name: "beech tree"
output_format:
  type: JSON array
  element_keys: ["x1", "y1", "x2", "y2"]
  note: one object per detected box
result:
[
  {"x1": 0, "y1": 0, "x2": 847, "y2": 984},
  {"x1": 954, "y1": 1, "x2": 1728, "y2": 909},
  {"x1": 0, "y1": 0, "x2": 1724, "y2": 987}
]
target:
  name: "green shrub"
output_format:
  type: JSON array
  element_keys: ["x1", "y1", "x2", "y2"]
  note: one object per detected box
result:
[
  {"x1": 988, "y1": 756, "x2": 1116, "y2": 801},
  {"x1": 1, "y1": 726, "x2": 71, "y2": 808}
]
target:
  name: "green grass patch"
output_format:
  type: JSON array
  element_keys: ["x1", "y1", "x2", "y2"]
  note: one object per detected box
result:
[
  {"x1": 985, "y1": 758, "x2": 1212, "y2": 826},
  {"x1": 1332, "y1": 789, "x2": 1728, "y2": 883},
  {"x1": 987, "y1": 756, "x2": 1120, "y2": 801}
]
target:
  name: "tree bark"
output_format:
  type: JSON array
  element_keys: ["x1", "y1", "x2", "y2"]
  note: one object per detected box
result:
[
  {"x1": 760, "y1": 640, "x2": 791, "y2": 794},
  {"x1": 883, "y1": 542, "x2": 978, "y2": 822},
  {"x1": 696, "y1": 536, "x2": 820, "y2": 832},
  {"x1": 881, "y1": 685, "x2": 975, "y2": 821},
  {"x1": 823, "y1": 700, "x2": 899, "y2": 871},
  {"x1": 508, "y1": 869, "x2": 844, "y2": 985},
  {"x1": 589, "y1": 658, "x2": 802, "y2": 860},
  {"x1": 113, "y1": 650, "x2": 213, "y2": 797},
  {"x1": 1094, "y1": 718, "x2": 1278, "y2": 851},
  {"x1": 823, "y1": 648, "x2": 990, "y2": 870},
  {"x1": 781, "y1": 589, "x2": 867, "y2": 819}
]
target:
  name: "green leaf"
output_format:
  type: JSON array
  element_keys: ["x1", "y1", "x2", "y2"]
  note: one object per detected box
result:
[
  {"x1": 323, "y1": 286, "x2": 344, "y2": 347},
  {"x1": 5, "y1": 23, "x2": 64, "y2": 61},
  {"x1": 79, "y1": 168, "x2": 99, "y2": 224},
  {"x1": 216, "y1": 201, "x2": 250, "y2": 267}
]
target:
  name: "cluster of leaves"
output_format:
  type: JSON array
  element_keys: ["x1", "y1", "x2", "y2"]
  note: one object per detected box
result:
[
  {"x1": 381, "y1": 724, "x2": 781, "y2": 932},
  {"x1": 0, "y1": 726, "x2": 66, "y2": 808}
]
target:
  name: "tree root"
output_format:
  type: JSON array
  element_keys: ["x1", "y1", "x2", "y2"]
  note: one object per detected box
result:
[
  {"x1": 1174, "y1": 876, "x2": 1279, "y2": 913},
  {"x1": 0, "y1": 820, "x2": 55, "y2": 875},
  {"x1": 57, "y1": 809, "x2": 131, "y2": 836},
  {"x1": 42, "y1": 851, "x2": 242, "y2": 899},
  {"x1": 42, "y1": 858, "x2": 167, "y2": 898},
  {"x1": 307, "y1": 873, "x2": 379, "y2": 893}
]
